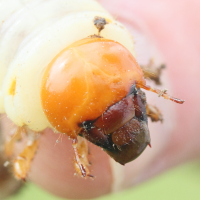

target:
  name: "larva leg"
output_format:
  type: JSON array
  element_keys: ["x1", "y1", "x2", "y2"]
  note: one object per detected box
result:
[
  {"x1": 0, "y1": 119, "x2": 22, "y2": 198},
  {"x1": 146, "y1": 104, "x2": 163, "y2": 122},
  {"x1": 4, "y1": 127, "x2": 24, "y2": 157},
  {"x1": 72, "y1": 137, "x2": 93, "y2": 178},
  {"x1": 13, "y1": 131, "x2": 40, "y2": 180},
  {"x1": 141, "y1": 59, "x2": 165, "y2": 85}
]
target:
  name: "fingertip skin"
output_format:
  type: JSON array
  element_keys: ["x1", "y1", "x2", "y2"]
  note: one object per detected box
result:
[{"x1": 29, "y1": 129, "x2": 113, "y2": 199}]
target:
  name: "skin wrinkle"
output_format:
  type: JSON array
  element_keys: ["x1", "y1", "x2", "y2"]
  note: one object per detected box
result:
[
  {"x1": 70, "y1": 46, "x2": 123, "y2": 117},
  {"x1": 72, "y1": 47, "x2": 122, "y2": 79},
  {"x1": 68, "y1": 45, "x2": 125, "y2": 127},
  {"x1": 68, "y1": 48, "x2": 91, "y2": 122}
]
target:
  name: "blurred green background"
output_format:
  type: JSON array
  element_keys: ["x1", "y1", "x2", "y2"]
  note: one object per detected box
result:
[{"x1": 6, "y1": 160, "x2": 200, "y2": 200}]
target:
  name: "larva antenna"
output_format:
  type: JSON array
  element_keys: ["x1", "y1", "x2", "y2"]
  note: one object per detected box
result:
[{"x1": 137, "y1": 83, "x2": 185, "y2": 104}]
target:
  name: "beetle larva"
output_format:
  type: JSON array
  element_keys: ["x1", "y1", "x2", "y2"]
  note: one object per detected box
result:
[{"x1": 0, "y1": 0, "x2": 184, "y2": 179}]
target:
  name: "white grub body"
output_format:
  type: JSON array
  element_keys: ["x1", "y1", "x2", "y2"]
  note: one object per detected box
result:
[{"x1": 0, "y1": 0, "x2": 136, "y2": 131}]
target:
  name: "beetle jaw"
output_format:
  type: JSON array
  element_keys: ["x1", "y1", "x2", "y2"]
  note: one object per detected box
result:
[
  {"x1": 105, "y1": 121, "x2": 151, "y2": 165},
  {"x1": 79, "y1": 87, "x2": 151, "y2": 165}
]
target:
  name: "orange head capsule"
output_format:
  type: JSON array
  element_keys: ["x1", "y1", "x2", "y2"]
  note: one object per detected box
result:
[{"x1": 41, "y1": 37, "x2": 150, "y2": 164}]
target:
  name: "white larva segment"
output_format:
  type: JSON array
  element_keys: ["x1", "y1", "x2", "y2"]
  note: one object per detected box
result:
[
  {"x1": 0, "y1": 0, "x2": 33, "y2": 25},
  {"x1": 0, "y1": 1, "x2": 136, "y2": 132},
  {"x1": 0, "y1": 0, "x2": 108, "y2": 113}
]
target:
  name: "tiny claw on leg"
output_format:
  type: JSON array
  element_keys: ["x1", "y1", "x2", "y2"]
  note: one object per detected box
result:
[
  {"x1": 137, "y1": 83, "x2": 185, "y2": 104},
  {"x1": 72, "y1": 137, "x2": 92, "y2": 178},
  {"x1": 13, "y1": 133, "x2": 40, "y2": 180},
  {"x1": 148, "y1": 143, "x2": 152, "y2": 148}
]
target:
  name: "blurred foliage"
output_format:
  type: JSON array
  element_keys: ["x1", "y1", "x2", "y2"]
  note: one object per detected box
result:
[{"x1": 5, "y1": 160, "x2": 200, "y2": 200}]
